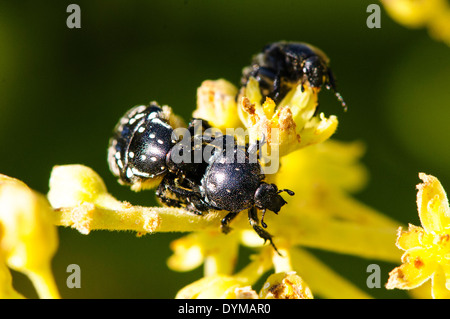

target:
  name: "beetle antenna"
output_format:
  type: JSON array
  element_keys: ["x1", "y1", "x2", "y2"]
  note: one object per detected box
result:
[
  {"x1": 277, "y1": 188, "x2": 295, "y2": 196},
  {"x1": 327, "y1": 69, "x2": 347, "y2": 111},
  {"x1": 335, "y1": 91, "x2": 347, "y2": 111}
]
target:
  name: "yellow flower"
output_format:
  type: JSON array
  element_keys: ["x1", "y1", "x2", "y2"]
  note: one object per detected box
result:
[
  {"x1": 46, "y1": 77, "x2": 401, "y2": 299},
  {"x1": 191, "y1": 78, "x2": 337, "y2": 159},
  {"x1": 174, "y1": 247, "x2": 313, "y2": 299},
  {"x1": 238, "y1": 77, "x2": 338, "y2": 158},
  {"x1": 259, "y1": 271, "x2": 313, "y2": 299},
  {"x1": 381, "y1": 0, "x2": 450, "y2": 46},
  {"x1": 0, "y1": 174, "x2": 60, "y2": 299},
  {"x1": 167, "y1": 140, "x2": 400, "y2": 298},
  {"x1": 386, "y1": 173, "x2": 450, "y2": 298},
  {"x1": 166, "y1": 77, "x2": 403, "y2": 299},
  {"x1": 193, "y1": 79, "x2": 243, "y2": 132},
  {"x1": 260, "y1": 140, "x2": 401, "y2": 261}
]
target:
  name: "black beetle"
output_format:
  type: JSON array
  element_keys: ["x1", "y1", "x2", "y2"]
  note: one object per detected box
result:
[
  {"x1": 108, "y1": 104, "x2": 294, "y2": 253},
  {"x1": 108, "y1": 103, "x2": 177, "y2": 187},
  {"x1": 241, "y1": 41, "x2": 346, "y2": 108},
  {"x1": 198, "y1": 136, "x2": 294, "y2": 253},
  {"x1": 108, "y1": 102, "x2": 212, "y2": 191},
  {"x1": 108, "y1": 102, "x2": 224, "y2": 214}
]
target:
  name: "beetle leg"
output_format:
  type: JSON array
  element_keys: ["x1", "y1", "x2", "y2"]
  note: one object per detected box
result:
[
  {"x1": 248, "y1": 207, "x2": 281, "y2": 256},
  {"x1": 157, "y1": 195, "x2": 183, "y2": 208},
  {"x1": 157, "y1": 175, "x2": 212, "y2": 215},
  {"x1": 221, "y1": 211, "x2": 239, "y2": 234},
  {"x1": 260, "y1": 209, "x2": 268, "y2": 228},
  {"x1": 272, "y1": 73, "x2": 281, "y2": 102},
  {"x1": 156, "y1": 181, "x2": 193, "y2": 210}
]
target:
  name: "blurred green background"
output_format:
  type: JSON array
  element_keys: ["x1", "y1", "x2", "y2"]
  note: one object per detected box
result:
[{"x1": 1, "y1": 0, "x2": 449, "y2": 299}]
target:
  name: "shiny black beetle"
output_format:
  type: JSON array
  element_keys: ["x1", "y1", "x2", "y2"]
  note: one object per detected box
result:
[
  {"x1": 107, "y1": 102, "x2": 213, "y2": 213},
  {"x1": 107, "y1": 103, "x2": 175, "y2": 186},
  {"x1": 241, "y1": 41, "x2": 346, "y2": 108},
  {"x1": 156, "y1": 134, "x2": 295, "y2": 253},
  {"x1": 198, "y1": 137, "x2": 294, "y2": 253},
  {"x1": 108, "y1": 104, "x2": 294, "y2": 252}
]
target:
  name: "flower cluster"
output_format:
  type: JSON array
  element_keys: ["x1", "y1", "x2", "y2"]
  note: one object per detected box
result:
[
  {"x1": 7, "y1": 72, "x2": 450, "y2": 299},
  {"x1": 164, "y1": 79, "x2": 402, "y2": 298},
  {"x1": 1, "y1": 76, "x2": 409, "y2": 299},
  {"x1": 386, "y1": 173, "x2": 450, "y2": 298}
]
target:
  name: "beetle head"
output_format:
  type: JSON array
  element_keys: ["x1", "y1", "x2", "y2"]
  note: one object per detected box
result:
[{"x1": 254, "y1": 183, "x2": 294, "y2": 213}]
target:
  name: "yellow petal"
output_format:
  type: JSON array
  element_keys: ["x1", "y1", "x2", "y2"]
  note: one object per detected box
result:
[
  {"x1": 167, "y1": 233, "x2": 204, "y2": 272},
  {"x1": 238, "y1": 76, "x2": 262, "y2": 108},
  {"x1": 48, "y1": 164, "x2": 108, "y2": 207},
  {"x1": 168, "y1": 231, "x2": 240, "y2": 277},
  {"x1": 203, "y1": 232, "x2": 240, "y2": 277},
  {"x1": 259, "y1": 271, "x2": 313, "y2": 299},
  {"x1": 296, "y1": 113, "x2": 338, "y2": 149},
  {"x1": 396, "y1": 224, "x2": 424, "y2": 251},
  {"x1": 279, "y1": 83, "x2": 318, "y2": 125},
  {"x1": 386, "y1": 247, "x2": 436, "y2": 290},
  {"x1": 0, "y1": 174, "x2": 28, "y2": 188},
  {"x1": 193, "y1": 79, "x2": 242, "y2": 131},
  {"x1": 0, "y1": 177, "x2": 60, "y2": 298},
  {"x1": 416, "y1": 173, "x2": 450, "y2": 233},
  {"x1": 431, "y1": 265, "x2": 450, "y2": 298}
]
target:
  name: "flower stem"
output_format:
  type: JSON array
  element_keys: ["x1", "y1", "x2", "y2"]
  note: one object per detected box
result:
[{"x1": 51, "y1": 201, "x2": 228, "y2": 235}]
